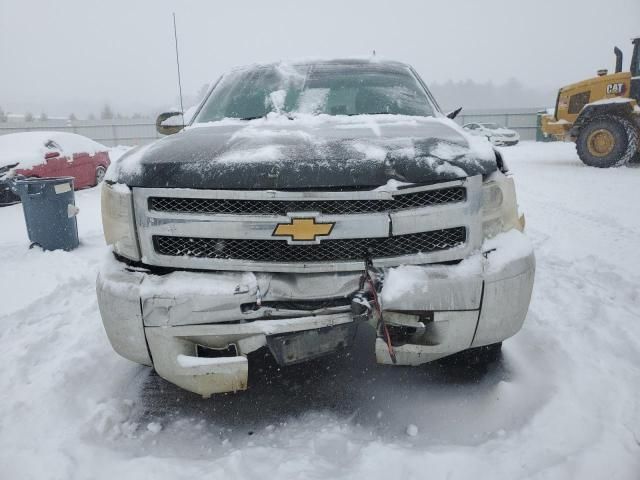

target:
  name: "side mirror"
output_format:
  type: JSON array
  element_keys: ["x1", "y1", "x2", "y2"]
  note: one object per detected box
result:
[
  {"x1": 446, "y1": 107, "x2": 463, "y2": 120},
  {"x1": 156, "y1": 111, "x2": 184, "y2": 135}
]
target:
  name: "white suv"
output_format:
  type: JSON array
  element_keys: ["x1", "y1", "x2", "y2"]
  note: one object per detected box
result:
[{"x1": 463, "y1": 122, "x2": 520, "y2": 146}]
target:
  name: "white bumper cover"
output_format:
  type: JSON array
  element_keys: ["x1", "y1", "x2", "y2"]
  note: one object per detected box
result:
[{"x1": 97, "y1": 230, "x2": 535, "y2": 397}]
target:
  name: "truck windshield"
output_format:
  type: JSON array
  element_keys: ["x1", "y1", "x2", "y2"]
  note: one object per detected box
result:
[{"x1": 194, "y1": 62, "x2": 436, "y2": 122}]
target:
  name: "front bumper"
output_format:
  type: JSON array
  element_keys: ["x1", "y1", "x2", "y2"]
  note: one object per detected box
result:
[{"x1": 97, "y1": 230, "x2": 535, "y2": 397}]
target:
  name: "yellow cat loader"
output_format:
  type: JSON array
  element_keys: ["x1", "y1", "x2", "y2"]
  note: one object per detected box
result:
[{"x1": 542, "y1": 37, "x2": 640, "y2": 167}]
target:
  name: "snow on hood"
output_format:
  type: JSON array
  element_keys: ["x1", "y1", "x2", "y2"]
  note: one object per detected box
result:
[
  {"x1": 0, "y1": 131, "x2": 106, "y2": 172},
  {"x1": 381, "y1": 230, "x2": 533, "y2": 304},
  {"x1": 107, "y1": 114, "x2": 497, "y2": 189}
]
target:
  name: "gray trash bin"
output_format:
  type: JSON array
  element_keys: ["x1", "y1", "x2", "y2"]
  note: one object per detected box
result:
[{"x1": 12, "y1": 177, "x2": 79, "y2": 251}]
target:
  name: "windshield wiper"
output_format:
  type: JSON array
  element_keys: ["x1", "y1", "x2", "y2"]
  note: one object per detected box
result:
[{"x1": 346, "y1": 112, "x2": 396, "y2": 116}]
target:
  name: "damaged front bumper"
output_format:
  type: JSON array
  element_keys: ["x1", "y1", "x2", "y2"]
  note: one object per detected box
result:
[{"x1": 96, "y1": 230, "x2": 535, "y2": 397}]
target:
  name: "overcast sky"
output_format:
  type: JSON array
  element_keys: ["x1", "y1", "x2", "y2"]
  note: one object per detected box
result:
[{"x1": 1, "y1": 0, "x2": 639, "y2": 116}]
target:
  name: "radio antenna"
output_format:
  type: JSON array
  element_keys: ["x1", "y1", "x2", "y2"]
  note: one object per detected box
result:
[{"x1": 172, "y1": 12, "x2": 185, "y2": 129}]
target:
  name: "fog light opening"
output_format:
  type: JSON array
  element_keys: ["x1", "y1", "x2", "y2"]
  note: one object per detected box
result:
[{"x1": 196, "y1": 343, "x2": 238, "y2": 358}]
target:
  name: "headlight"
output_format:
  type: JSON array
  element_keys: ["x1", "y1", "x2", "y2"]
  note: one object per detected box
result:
[
  {"x1": 101, "y1": 182, "x2": 140, "y2": 260},
  {"x1": 482, "y1": 172, "x2": 521, "y2": 239}
]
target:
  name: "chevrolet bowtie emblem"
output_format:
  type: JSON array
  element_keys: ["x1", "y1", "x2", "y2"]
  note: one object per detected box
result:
[{"x1": 273, "y1": 217, "x2": 335, "y2": 242}]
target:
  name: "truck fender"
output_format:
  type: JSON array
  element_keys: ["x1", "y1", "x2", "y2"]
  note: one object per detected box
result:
[{"x1": 571, "y1": 101, "x2": 636, "y2": 138}]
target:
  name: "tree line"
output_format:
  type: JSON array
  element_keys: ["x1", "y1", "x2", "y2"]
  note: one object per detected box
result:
[{"x1": 0, "y1": 104, "x2": 150, "y2": 123}]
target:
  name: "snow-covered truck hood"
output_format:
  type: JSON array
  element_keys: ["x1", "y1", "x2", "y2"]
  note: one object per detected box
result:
[{"x1": 107, "y1": 114, "x2": 498, "y2": 189}]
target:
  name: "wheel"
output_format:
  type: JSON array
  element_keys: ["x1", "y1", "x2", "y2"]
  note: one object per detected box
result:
[
  {"x1": 95, "y1": 166, "x2": 107, "y2": 185},
  {"x1": 576, "y1": 115, "x2": 639, "y2": 168}
]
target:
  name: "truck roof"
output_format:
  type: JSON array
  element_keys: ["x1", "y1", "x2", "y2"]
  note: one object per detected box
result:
[{"x1": 228, "y1": 57, "x2": 412, "y2": 73}]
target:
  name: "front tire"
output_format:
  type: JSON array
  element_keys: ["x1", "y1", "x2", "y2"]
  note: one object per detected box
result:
[{"x1": 576, "y1": 115, "x2": 638, "y2": 168}]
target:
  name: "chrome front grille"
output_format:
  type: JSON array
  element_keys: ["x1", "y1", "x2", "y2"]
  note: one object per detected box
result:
[
  {"x1": 153, "y1": 228, "x2": 466, "y2": 263},
  {"x1": 133, "y1": 176, "x2": 483, "y2": 273},
  {"x1": 148, "y1": 187, "x2": 466, "y2": 216}
]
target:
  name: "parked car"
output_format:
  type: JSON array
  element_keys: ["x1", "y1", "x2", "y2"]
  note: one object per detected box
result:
[
  {"x1": 463, "y1": 122, "x2": 520, "y2": 146},
  {"x1": 0, "y1": 132, "x2": 110, "y2": 205},
  {"x1": 98, "y1": 59, "x2": 535, "y2": 398}
]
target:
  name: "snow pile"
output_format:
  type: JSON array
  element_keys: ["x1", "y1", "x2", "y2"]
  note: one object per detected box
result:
[
  {"x1": 482, "y1": 230, "x2": 534, "y2": 274},
  {"x1": 1, "y1": 140, "x2": 640, "y2": 478},
  {"x1": 381, "y1": 265, "x2": 431, "y2": 302},
  {"x1": 381, "y1": 230, "x2": 533, "y2": 304}
]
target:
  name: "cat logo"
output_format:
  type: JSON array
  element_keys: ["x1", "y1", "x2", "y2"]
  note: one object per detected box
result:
[
  {"x1": 606, "y1": 83, "x2": 625, "y2": 95},
  {"x1": 273, "y1": 217, "x2": 335, "y2": 242}
]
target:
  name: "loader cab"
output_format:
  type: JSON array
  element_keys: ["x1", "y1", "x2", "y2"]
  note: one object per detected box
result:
[{"x1": 630, "y1": 37, "x2": 640, "y2": 102}]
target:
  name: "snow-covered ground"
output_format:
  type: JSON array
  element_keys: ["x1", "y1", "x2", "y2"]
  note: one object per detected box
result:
[{"x1": 1, "y1": 142, "x2": 639, "y2": 479}]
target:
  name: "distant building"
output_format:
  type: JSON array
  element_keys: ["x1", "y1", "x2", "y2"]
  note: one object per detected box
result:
[{"x1": 6, "y1": 113, "x2": 26, "y2": 122}]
